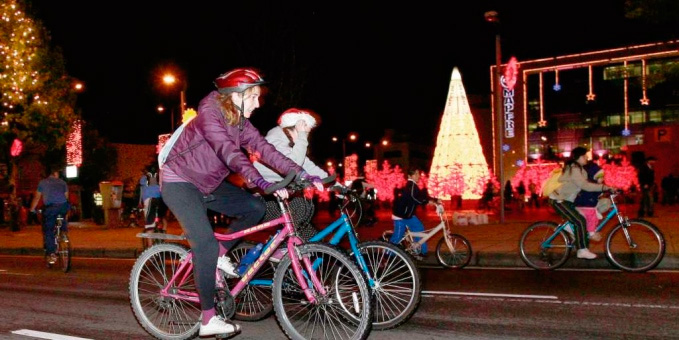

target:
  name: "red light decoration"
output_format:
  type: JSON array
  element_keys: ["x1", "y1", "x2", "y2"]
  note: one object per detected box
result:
[
  {"x1": 503, "y1": 57, "x2": 519, "y2": 91},
  {"x1": 66, "y1": 120, "x2": 82, "y2": 166},
  {"x1": 10, "y1": 138, "x2": 22, "y2": 157}
]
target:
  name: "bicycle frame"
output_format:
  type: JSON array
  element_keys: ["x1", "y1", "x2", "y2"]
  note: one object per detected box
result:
[
  {"x1": 161, "y1": 198, "x2": 326, "y2": 305},
  {"x1": 546, "y1": 193, "x2": 625, "y2": 248},
  {"x1": 309, "y1": 211, "x2": 374, "y2": 286},
  {"x1": 398, "y1": 205, "x2": 452, "y2": 252}
]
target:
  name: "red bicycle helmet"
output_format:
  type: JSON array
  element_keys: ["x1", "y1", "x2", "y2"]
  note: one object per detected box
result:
[{"x1": 214, "y1": 68, "x2": 266, "y2": 94}]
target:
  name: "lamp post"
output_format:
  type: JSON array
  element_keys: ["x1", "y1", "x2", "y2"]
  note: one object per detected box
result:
[
  {"x1": 485, "y1": 10, "x2": 505, "y2": 223},
  {"x1": 162, "y1": 73, "x2": 186, "y2": 131}
]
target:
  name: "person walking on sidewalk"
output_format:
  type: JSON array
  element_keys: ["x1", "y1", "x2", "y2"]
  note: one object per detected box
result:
[
  {"x1": 29, "y1": 167, "x2": 69, "y2": 265},
  {"x1": 158, "y1": 67, "x2": 322, "y2": 337},
  {"x1": 389, "y1": 168, "x2": 441, "y2": 260},
  {"x1": 549, "y1": 147, "x2": 615, "y2": 260}
]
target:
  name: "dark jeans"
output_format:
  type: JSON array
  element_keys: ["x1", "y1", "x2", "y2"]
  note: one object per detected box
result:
[
  {"x1": 161, "y1": 181, "x2": 265, "y2": 311},
  {"x1": 550, "y1": 199, "x2": 588, "y2": 249},
  {"x1": 42, "y1": 202, "x2": 70, "y2": 254}
]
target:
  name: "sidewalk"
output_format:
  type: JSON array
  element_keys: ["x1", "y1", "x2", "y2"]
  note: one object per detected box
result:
[{"x1": 1, "y1": 202, "x2": 677, "y2": 270}]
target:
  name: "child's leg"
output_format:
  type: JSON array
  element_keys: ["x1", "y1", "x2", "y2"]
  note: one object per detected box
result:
[
  {"x1": 390, "y1": 220, "x2": 407, "y2": 245},
  {"x1": 576, "y1": 207, "x2": 598, "y2": 234},
  {"x1": 405, "y1": 216, "x2": 427, "y2": 254}
]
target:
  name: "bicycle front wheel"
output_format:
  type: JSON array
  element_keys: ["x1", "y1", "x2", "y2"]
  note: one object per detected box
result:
[
  {"x1": 129, "y1": 243, "x2": 200, "y2": 340},
  {"x1": 57, "y1": 234, "x2": 71, "y2": 273},
  {"x1": 228, "y1": 241, "x2": 274, "y2": 321},
  {"x1": 605, "y1": 219, "x2": 666, "y2": 272},
  {"x1": 344, "y1": 194, "x2": 363, "y2": 227},
  {"x1": 436, "y1": 234, "x2": 472, "y2": 269},
  {"x1": 356, "y1": 241, "x2": 421, "y2": 330},
  {"x1": 273, "y1": 243, "x2": 372, "y2": 340},
  {"x1": 519, "y1": 221, "x2": 571, "y2": 270}
]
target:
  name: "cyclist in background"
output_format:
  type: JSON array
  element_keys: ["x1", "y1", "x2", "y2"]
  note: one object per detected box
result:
[
  {"x1": 159, "y1": 68, "x2": 322, "y2": 337},
  {"x1": 390, "y1": 168, "x2": 441, "y2": 260},
  {"x1": 253, "y1": 108, "x2": 329, "y2": 241},
  {"x1": 29, "y1": 166, "x2": 69, "y2": 265},
  {"x1": 549, "y1": 146, "x2": 615, "y2": 260}
]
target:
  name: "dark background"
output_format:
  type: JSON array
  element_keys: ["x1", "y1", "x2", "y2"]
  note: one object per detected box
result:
[{"x1": 28, "y1": 1, "x2": 677, "y2": 160}]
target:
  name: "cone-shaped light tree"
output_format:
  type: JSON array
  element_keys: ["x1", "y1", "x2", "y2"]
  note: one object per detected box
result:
[{"x1": 428, "y1": 67, "x2": 492, "y2": 199}]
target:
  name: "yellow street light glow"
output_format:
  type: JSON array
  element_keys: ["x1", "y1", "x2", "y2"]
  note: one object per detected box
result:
[{"x1": 163, "y1": 74, "x2": 176, "y2": 85}]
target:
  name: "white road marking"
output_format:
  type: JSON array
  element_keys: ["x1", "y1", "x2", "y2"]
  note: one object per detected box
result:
[
  {"x1": 422, "y1": 290, "x2": 558, "y2": 300},
  {"x1": 11, "y1": 329, "x2": 92, "y2": 340}
]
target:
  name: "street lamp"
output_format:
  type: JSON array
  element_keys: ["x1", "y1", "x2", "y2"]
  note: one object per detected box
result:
[
  {"x1": 332, "y1": 133, "x2": 358, "y2": 178},
  {"x1": 162, "y1": 73, "x2": 186, "y2": 131},
  {"x1": 485, "y1": 10, "x2": 505, "y2": 224}
]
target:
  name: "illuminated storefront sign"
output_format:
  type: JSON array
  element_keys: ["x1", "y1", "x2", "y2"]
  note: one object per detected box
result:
[{"x1": 501, "y1": 57, "x2": 518, "y2": 138}]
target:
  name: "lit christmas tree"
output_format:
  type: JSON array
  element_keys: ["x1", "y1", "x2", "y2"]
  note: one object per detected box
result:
[
  {"x1": 428, "y1": 67, "x2": 492, "y2": 199},
  {"x1": 0, "y1": 0, "x2": 78, "y2": 194}
]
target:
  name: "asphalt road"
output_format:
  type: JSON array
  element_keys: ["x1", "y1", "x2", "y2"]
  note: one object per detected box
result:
[{"x1": 1, "y1": 255, "x2": 678, "y2": 339}]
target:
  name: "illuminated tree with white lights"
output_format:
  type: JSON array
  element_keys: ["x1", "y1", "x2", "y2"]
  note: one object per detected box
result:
[
  {"x1": 0, "y1": 0, "x2": 78, "y2": 195},
  {"x1": 428, "y1": 67, "x2": 492, "y2": 200}
]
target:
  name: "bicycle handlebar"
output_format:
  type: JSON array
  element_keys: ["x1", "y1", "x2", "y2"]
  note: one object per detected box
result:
[
  {"x1": 263, "y1": 171, "x2": 297, "y2": 195},
  {"x1": 263, "y1": 172, "x2": 337, "y2": 195}
]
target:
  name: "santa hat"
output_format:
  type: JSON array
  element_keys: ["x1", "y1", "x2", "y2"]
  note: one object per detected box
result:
[{"x1": 278, "y1": 108, "x2": 318, "y2": 129}]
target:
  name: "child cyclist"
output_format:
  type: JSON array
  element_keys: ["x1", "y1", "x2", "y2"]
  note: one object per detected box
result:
[{"x1": 389, "y1": 168, "x2": 441, "y2": 260}]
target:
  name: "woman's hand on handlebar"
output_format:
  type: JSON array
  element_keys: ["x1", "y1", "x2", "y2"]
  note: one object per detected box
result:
[{"x1": 273, "y1": 188, "x2": 289, "y2": 199}]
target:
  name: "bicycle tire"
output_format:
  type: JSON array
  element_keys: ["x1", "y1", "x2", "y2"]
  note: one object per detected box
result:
[
  {"x1": 227, "y1": 241, "x2": 275, "y2": 321},
  {"x1": 344, "y1": 194, "x2": 363, "y2": 227},
  {"x1": 57, "y1": 233, "x2": 71, "y2": 273},
  {"x1": 272, "y1": 243, "x2": 373, "y2": 340},
  {"x1": 519, "y1": 221, "x2": 571, "y2": 270},
  {"x1": 605, "y1": 219, "x2": 666, "y2": 272},
  {"x1": 355, "y1": 241, "x2": 421, "y2": 330},
  {"x1": 129, "y1": 243, "x2": 200, "y2": 340},
  {"x1": 436, "y1": 234, "x2": 472, "y2": 269}
]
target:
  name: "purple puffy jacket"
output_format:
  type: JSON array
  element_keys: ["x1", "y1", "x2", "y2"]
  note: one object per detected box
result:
[{"x1": 163, "y1": 91, "x2": 303, "y2": 195}]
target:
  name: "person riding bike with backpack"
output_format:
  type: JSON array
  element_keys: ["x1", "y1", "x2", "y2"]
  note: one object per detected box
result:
[{"x1": 548, "y1": 147, "x2": 616, "y2": 260}]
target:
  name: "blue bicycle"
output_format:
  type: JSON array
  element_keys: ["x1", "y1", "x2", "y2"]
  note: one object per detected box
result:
[{"x1": 228, "y1": 182, "x2": 421, "y2": 330}]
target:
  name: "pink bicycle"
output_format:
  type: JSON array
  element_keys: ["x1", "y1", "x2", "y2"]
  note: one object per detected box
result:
[{"x1": 129, "y1": 172, "x2": 373, "y2": 340}]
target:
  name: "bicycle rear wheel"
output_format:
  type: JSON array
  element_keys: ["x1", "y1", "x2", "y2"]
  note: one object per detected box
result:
[
  {"x1": 605, "y1": 219, "x2": 666, "y2": 272},
  {"x1": 356, "y1": 241, "x2": 421, "y2": 330},
  {"x1": 227, "y1": 241, "x2": 275, "y2": 321},
  {"x1": 57, "y1": 233, "x2": 71, "y2": 273},
  {"x1": 129, "y1": 243, "x2": 200, "y2": 340},
  {"x1": 436, "y1": 234, "x2": 472, "y2": 269},
  {"x1": 519, "y1": 221, "x2": 571, "y2": 270},
  {"x1": 272, "y1": 243, "x2": 372, "y2": 340}
]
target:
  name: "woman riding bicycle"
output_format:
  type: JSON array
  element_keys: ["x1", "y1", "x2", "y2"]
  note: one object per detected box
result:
[
  {"x1": 549, "y1": 146, "x2": 615, "y2": 260},
  {"x1": 159, "y1": 68, "x2": 322, "y2": 337}
]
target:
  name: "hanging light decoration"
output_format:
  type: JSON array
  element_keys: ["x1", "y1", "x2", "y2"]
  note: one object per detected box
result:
[
  {"x1": 586, "y1": 65, "x2": 596, "y2": 101},
  {"x1": 640, "y1": 59, "x2": 650, "y2": 106},
  {"x1": 622, "y1": 61, "x2": 631, "y2": 136},
  {"x1": 552, "y1": 69, "x2": 561, "y2": 91},
  {"x1": 538, "y1": 72, "x2": 547, "y2": 127}
]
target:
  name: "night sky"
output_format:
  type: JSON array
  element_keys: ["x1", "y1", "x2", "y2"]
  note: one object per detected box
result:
[{"x1": 28, "y1": 1, "x2": 677, "y2": 161}]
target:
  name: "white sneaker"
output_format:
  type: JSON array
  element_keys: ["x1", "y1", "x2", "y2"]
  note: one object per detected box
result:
[
  {"x1": 217, "y1": 256, "x2": 239, "y2": 277},
  {"x1": 199, "y1": 316, "x2": 241, "y2": 337},
  {"x1": 576, "y1": 248, "x2": 597, "y2": 260}
]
